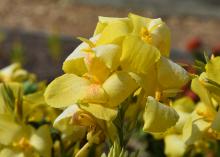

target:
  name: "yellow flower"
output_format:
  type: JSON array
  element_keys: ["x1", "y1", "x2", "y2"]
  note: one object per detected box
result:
[
  {"x1": 0, "y1": 114, "x2": 52, "y2": 157},
  {"x1": 53, "y1": 104, "x2": 112, "y2": 157},
  {"x1": 0, "y1": 63, "x2": 34, "y2": 83},
  {"x1": 196, "y1": 56, "x2": 220, "y2": 103},
  {"x1": 162, "y1": 97, "x2": 195, "y2": 157},
  {"x1": 189, "y1": 56, "x2": 220, "y2": 140},
  {"x1": 181, "y1": 100, "x2": 220, "y2": 146},
  {"x1": 44, "y1": 14, "x2": 175, "y2": 120},
  {"x1": 129, "y1": 56, "x2": 190, "y2": 99},
  {"x1": 22, "y1": 91, "x2": 59, "y2": 122},
  {"x1": 94, "y1": 13, "x2": 171, "y2": 57},
  {"x1": 0, "y1": 82, "x2": 58, "y2": 123},
  {"x1": 0, "y1": 63, "x2": 21, "y2": 82},
  {"x1": 45, "y1": 35, "x2": 142, "y2": 120}
]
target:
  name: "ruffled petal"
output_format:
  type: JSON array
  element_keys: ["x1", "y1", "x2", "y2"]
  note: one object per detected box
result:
[
  {"x1": 121, "y1": 35, "x2": 160, "y2": 74},
  {"x1": 128, "y1": 13, "x2": 151, "y2": 34},
  {"x1": 205, "y1": 56, "x2": 220, "y2": 84},
  {"x1": 94, "y1": 16, "x2": 128, "y2": 35},
  {"x1": 148, "y1": 19, "x2": 171, "y2": 57},
  {"x1": 129, "y1": 66, "x2": 157, "y2": 96},
  {"x1": 96, "y1": 20, "x2": 130, "y2": 45},
  {"x1": 157, "y1": 57, "x2": 189, "y2": 89},
  {"x1": 143, "y1": 96, "x2": 179, "y2": 133}
]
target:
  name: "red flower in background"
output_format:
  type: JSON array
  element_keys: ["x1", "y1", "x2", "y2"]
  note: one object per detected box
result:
[
  {"x1": 185, "y1": 90, "x2": 199, "y2": 102},
  {"x1": 186, "y1": 37, "x2": 202, "y2": 52}
]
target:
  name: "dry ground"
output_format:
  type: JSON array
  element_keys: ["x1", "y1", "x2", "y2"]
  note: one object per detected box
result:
[{"x1": 0, "y1": 0, "x2": 220, "y2": 50}]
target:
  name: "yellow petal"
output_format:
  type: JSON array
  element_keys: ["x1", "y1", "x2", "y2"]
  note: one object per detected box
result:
[
  {"x1": 0, "y1": 148, "x2": 24, "y2": 157},
  {"x1": 0, "y1": 114, "x2": 21, "y2": 145},
  {"x1": 191, "y1": 78, "x2": 213, "y2": 108},
  {"x1": 205, "y1": 56, "x2": 220, "y2": 84},
  {"x1": 129, "y1": 66, "x2": 157, "y2": 96},
  {"x1": 143, "y1": 96, "x2": 179, "y2": 133},
  {"x1": 24, "y1": 91, "x2": 45, "y2": 105},
  {"x1": 53, "y1": 104, "x2": 80, "y2": 127},
  {"x1": 94, "y1": 16, "x2": 129, "y2": 36},
  {"x1": 84, "y1": 53, "x2": 110, "y2": 83},
  {"x1": 94, "y1": 22, "x2": 107, "y2": 36},
  {"x1": 196, "y1": 102, "x2": 216, "y2": 122},
  {"x1": 148, "y1": 19, "x2": 171, "y2": 57},
  {"x1": 98, "y1": 16, "x2": 129, "y2": 23},
  {"x1": 182, "y1": 112, "x2": 210, "y2": 145},
  {"x1": 128, "y1": 13, "x2": 151, "y2": 34},
  {"x1": 12, "y1": 69, "x2": 29, "y2": 82},
  {"x1": 53, "y1": 105, "x2": 87, "y2": 142},
  {"x1": 96, "y1": 20, "x2": 129, "y2": 45},
  {"x1": 120, "y1": 35, "x2": 160, "y2": 74},
  {"x1": 173, "y1": 97, "x2": 195, "y2": 113},
  {"x1": 45, "y1": 74, "x2": 90, "y2": 108},
  {"x1": 94, "y1": 44, "x2": 121, "y2": 70},
  {"x1": 83, "y1": 84, "x2": 108, "y2": 104},
  {"x1": 75, "y1": 142, "x2": 93, "y2": 157},
  {"x1": 45, "y1": 74, "x2": 108, "y2": 108},
  {"x1": 211, "y1": 109, "x2": 220, "y2": 132},
  {"x1": 199, "y1": 72, "x2": 220, "y2": 101},
  {"x1": 174, "y1": 111, "x2": 191, "y2": 134},
  {"x1": 157, "y1": 57, "x2": 189, "y2": 89},
  {"x1": 102, "y1": 71, "x2": 138, "y2": 107},
  {"x1": 62, "y1": 35, "x2": 100, "y2": 75},
  {"x1": 79, "y1": 103, "x2": 117, "y2": 121},
  {"x1": 128, "y1": 13, "x2": 170, "y2": 56},
  {"x1": 0, "y1": 63, "x2": 21, "y2": 82},
  {"x1": 30, "y1": 125, "x2": 53, "y2": 157},
  {"x1": 164, "y1": 135, "x2": 186, "y2": 157},
  {"x1": 62, "y1": 48, "x2": 87, "y2": 75}
]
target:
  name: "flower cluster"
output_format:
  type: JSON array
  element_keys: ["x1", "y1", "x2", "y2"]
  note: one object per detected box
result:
[
  {"x1": 162, "y1": 56, "x2": 220, "y2": 157},
  {"x1": 0, "y1": 63, "x2": 56, "y2": 157},
  {"x1": 45, "y1": 13, "x2": 190, "y2": 156},
  {"x1": 2, "y1": 13, "x2": 220, "y2": 157}
]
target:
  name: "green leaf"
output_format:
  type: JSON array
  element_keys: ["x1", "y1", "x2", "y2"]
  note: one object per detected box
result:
[{"x1": 204, "y1": 51, "x2": 210, "y2": 64}]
